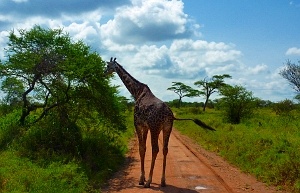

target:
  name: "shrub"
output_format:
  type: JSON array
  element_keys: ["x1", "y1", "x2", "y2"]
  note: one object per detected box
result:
[
  {"x1": 219, "y1": 85, "x2": 256, "y2": 124},
  {"x1": 272, "y1": 99, "x2": 295, "y2": 115},
  {"x1": 0, "y1": 110, "x2": 23, "y2": 150}
]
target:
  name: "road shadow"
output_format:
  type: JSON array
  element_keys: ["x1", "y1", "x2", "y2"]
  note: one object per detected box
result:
[
  {"x1": 149, "y1": 183, "x2": 199, "y2": 193},
  {"x1": 107, "y1": 181, "x2": 199, "y2": 193},
  {"x1": 102, "y1": 154, "x2": 199, "y2": 193},
  {"x1": 102, "y1": 155, "x2": 138, "y2": 192}
]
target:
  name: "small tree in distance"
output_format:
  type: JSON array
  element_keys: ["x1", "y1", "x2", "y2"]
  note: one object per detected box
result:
[
  {"x1": 167, "y1": 82, "x2": 199, "y2": 108},
  {"x1": 219, "y1": 85, "x2": 256, "y2": 124},
  {"x1": 280, "y1": 60, "x2": 300, "y2": 92},
  {"x1": 194, "y1": 74, "x2": 231, "y2": 111}
]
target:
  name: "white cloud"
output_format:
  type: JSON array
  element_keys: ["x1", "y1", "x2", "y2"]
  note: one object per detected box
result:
[
  {"x1": 166, "y1": 39, "x2": 242, "y2": 77},
  {"x1": 0, "y1": 31, "x2": 9, "y2": 59},
  {"x1": 100, "y1": 0, "x2": 193, "y2": 45},
  {"x1": 286, "y1": 47, "x2": 300, "y2": 55},
  {"x1": 246, "y1": 63, "x2": 268, "y2": 75},
  {"x1": 65, "y1": 22, "x2": 97, "y2": 41},
  {"x1": 204, "y1": 50, "x2": 241, "y2": 64}
]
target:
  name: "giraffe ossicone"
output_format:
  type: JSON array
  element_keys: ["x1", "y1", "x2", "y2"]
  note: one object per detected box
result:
[{"x1": 104, "y1": 58, "x2": 215, "y2": 188}]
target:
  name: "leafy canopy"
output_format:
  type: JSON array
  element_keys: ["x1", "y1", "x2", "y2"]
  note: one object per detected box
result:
[
  {"x1": 194, "y1": 74, "x2": 231, "y2": 111},
  {"x1": 167, "y1": 81, "x2": 199, "y2": 107},
  {"x1": 0, "y1": 25, "x2": 125, "y2": 130},
  {"x1": 219, "y1": 85, "x2": 256, "y2": 124}
]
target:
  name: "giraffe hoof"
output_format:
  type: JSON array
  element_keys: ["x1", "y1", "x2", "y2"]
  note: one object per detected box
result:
[
  {"x1": 161, "y1": 181, "x2": 166, "y2": 187},
  {"x1": 144, "y1": 182, "x2": 151, "y2": 188},
  {"x1": 139, "y1": 176, "x2": 145, "y2": 185}
]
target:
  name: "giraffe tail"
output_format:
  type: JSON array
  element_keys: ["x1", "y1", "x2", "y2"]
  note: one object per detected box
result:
[
  {"x1": 174, "y1": 118, "x2": 216, "y2": 131},
  {"x1": 193, "y1": 119, "x2": 216, "y2": 131}
]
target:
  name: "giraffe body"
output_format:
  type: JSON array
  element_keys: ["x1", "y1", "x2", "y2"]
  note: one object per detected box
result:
[
  {"x1": 134, "y1": 86, "x2": 173, "y2": 187},
  {"x1": 104, "y1": 58, "x2": 214, "y2": 188}
]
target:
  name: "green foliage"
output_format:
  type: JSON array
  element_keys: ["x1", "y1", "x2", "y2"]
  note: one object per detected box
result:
[
  {"x1": 0, "y1": 25, "x2": 125, "y2": 131},
  {"x1": 0, "y1": 26, "x2": 131, "y2": 192},
  {"x1": 219, "y1": 85, "x2": 257, "y2": 124},
  {"x1": 272, "y1": 99, "x2": 295, "y2": 115},
  {"x1": 167, "y1": 82, "x2": 199, "y2": 108},
  {"x1": 0, "y1": 77, "x2": 24, "y2": 107},
  {"x1": 173, "y1": 108, "x2": 300, "y2": 192},
  {"x1": 0, "y1": 151, "x2": 88, "y2": 193},
  {"x1": 194, "y1": 74, "x2": 231, "y2": 111},
  {"x1": 17, "y1": 114, "x2": 82, "y2": 161},
  {"x1": 0, "y1": 110, "x2": 23, "y2": 149},
  {"x1": 0, "y1": 109, "x2": 131, "y2": 191},
  {"x1": 167, "y1": 99, "x2": 204, "y2": 109}
]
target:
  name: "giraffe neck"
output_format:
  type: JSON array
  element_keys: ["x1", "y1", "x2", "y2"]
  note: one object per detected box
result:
[{"x1": 115, "y1": 64, "x2": 148, "y2": 100}]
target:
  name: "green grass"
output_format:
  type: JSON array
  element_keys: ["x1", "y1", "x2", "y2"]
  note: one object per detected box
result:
[
  {"x1": 0, "y1": 151, "x2": 88, "y2": 193},
  {"x1": 173, "y1": 107, "x2": 300, "y2": 192}
]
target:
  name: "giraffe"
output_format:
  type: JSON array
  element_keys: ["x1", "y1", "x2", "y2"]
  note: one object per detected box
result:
[{"x1": 104, "y1": 57, "x2": 215, "y2": 188}]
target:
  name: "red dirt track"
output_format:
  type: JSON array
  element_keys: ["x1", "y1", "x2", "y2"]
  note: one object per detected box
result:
[{"x1": 103, "y1": 129, "x2": 286, "y2": 193}]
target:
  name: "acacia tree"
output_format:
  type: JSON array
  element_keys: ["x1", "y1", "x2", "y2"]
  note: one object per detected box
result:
[
  {"x1": 0, "y1": 25, "x2": 125, "y2": 131},
  {"x1": 167, "y1": 82, "x2": 199, "y2": 108},
  {"x1": 194, "y1": 74, "x2": 231, "y2": 111},
  {"x1": 280, "y1": 60, "x2": 300, "y2": 92}
]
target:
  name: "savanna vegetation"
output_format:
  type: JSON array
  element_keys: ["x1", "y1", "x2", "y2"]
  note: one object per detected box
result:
[
  {"x1": 173, "y1": 104, "x2": 300, "y2": 192},
  {"x1": 0, "y1": 25, "x2": 299, "y2": 193},
  {"x1": 0, "y1": 26, "x2": 135, "y2": 192}
]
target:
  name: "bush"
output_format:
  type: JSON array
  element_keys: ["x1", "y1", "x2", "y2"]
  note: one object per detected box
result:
[
  {"x1": 272, "y1": 99, "x2": 295, "y2": 115},
  {"x1": 17, "y1": 113, "x2": 82, "y2": 161},
  {"x1": 0, "y1": 110, "x2": 23, "y2": 150},
  {"x1": 219, "y1": 85, "x2": 256, "y2": 124},
  {"x1": 80, "y1": 128, "x2": 125, "y2": 188}
]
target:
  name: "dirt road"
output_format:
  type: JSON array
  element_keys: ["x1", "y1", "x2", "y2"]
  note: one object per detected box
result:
[{"x1": 103, "y1": 129, "x2": 285, "y2": 193}]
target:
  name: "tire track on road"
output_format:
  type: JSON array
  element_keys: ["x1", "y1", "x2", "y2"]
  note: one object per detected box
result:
[{"x1": 171, "y1": 129, "x2": 235, "y2": 193}]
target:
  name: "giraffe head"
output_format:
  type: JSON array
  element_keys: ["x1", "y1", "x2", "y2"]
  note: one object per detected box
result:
[{"x1": 104, "y1": 57, "x2": 118, "y2": 75}]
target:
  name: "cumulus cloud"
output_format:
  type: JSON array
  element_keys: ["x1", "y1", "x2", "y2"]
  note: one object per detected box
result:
[
  {"x1": 246, "y1": 63, "x2": 268, "y2": 75},
  {"x1": 100, "y1": 0, "x2": 194, "y2": 45},
  {"x1": 286, "y1": 47, "x2": 300, "y2": 55},
  {"x1": 112, "y1": 38, "x2": 242, "y2": 80}
]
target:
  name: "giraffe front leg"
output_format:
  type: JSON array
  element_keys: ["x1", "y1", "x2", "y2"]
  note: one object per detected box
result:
[
  {"x1": 144, "y1": 148, "x2": 158, "y2": 188},
  {"x1": 161, "y1": 146, "x2": 168, "y2": 187},
  {"x1": 139, "y1": 145, "x2": 146, "y2": 185},
  {"x1": 144, "y1": 137, "x2": 159, "y2": 188},
  {"x1": 137, "y1": 127, "x2": 148, "y2": 185}
]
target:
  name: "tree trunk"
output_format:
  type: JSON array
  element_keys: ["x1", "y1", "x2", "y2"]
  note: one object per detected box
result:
[{"x1": 203, "y1": 97, "x2": 209, "y2": 111}]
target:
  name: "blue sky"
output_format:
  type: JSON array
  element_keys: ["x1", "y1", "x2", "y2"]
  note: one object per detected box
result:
[{"x1": 0, "y1": 0, "x2": 299, "y2": 102}]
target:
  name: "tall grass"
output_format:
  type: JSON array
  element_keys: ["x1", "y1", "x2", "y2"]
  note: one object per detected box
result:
[
  {"x1": 173, "y1": 107, "x2": 300, "y2": 192},
  {"x1": 0, "y1": 151, "x2": 88, "y2": 192}
]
